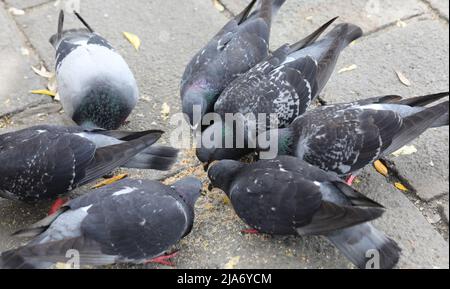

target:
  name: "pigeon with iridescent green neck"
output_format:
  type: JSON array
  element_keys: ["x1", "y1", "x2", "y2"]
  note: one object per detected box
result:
[
  {"x1": 0, "y1": 178, "x2": 202, "y2": 269},
  {"x1": 258, "y1": 92, "x2": 449, "y2": 176},
  {"x1": 208, "y1": 156, "x2": 401, "y2": 269},
  {"x1": 50, "y1": 11, "x2": 138, "y2": 130},
  {"x1": 181, "y1": 0, "x2": 287, "y2": 128}
]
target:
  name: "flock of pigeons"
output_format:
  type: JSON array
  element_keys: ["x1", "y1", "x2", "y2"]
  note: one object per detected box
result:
[{"x1": 0, "y1": 0, "x2": 448, "y2": 269}]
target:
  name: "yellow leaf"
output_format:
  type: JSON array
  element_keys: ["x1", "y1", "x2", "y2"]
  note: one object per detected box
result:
[
  {"x1": 395, "y1": 70, "x2": 411, "y2": 87},
  {"x1": 212, "y1": 0, "x2": 225, "y2": 12},
  {"x1": 30, "y1": 90, "x2": 56, "y2": 97},
  {"x1": 374, "y1": 160, "x2": 389, "y2": 177},
  {"x1": 392, "y1": 145, "x2": 418, "y2": 157},
  {"x1": 338, "y1": 64, "x2": 358, "y2": 74},
  {"x1": 123, "y1": 32, "x2": 141, "y2": 50},
  {"x1": 91, "y1": 174, "x2": 128, "y2": 189},
  {"x1": 394, "y1": 182, "x2": 408, "y2": 192},
  {"x1": 224, "y1": 256, "x2": 240, "y2": 269}
]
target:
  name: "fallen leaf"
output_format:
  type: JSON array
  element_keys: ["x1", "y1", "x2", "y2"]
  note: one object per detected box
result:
[
  {"x1": 373, "y1": 160, "x2": 389, "y2": 177},
  {"x1": 212, "y1": 0, "x2": 225, "y2": 12},
  {"x1": 394, "y1": 182, "x2": 409, "y2": 192},
  {"x1": 91, "y1": 174, "x2": 128, "y2": 189},
  {"x1": 123, "y1": 32, "x2": 141, "y2": 50},
  {"x1": 395, "y1": 70, "x2": 412, "y2": 87},
  {"x1": 161, "y1": 102, "x2": 171, "y2": 120},
  {"x1": 8, "y1": 7, "x2": 25, "y2": 16},
  {"x1": 30, "y1": 90, "x2": 56, "y2": 97},
  {"x1": 31, "y1": 65, "x2": 54, "y2": 79},
  {"x1": 392, "y1": 145, "x2": 417, "y2": 157},
  {"x1": 47, "y1": 75, "x2": 58, "y2": 93},
  {"x1": 224, "y1": 256, "x2": 240, "y2": 269},
  {"x1": 338, "y1": 64, "x2": 358, "y2": 74}
]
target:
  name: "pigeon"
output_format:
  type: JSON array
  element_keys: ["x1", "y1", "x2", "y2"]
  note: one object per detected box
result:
[
  {"x1": 181, "y1": 0, "x2": 287, "y2": 128},
  {"x1": 0, "y1": 177, "x2": 202, "y2": 269},
  {"x1": 50, "y1": 11, "x2": 139, "y2": 130},
  {"x1": 208, "y1": 156, "x2": 401, "y2": 269},
  {"x1": 197, "y1": 19, "x2": 363, "y2": 163},
  {"x1": 0, "y1": 125, "x2": 178, "y2": 203},
  {"x1": 258, "y1": 92, "x2": 449, "y2": 177}
]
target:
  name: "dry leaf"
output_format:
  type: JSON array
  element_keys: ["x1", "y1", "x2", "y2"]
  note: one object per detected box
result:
[
  {"x1": 8, "y1": 7, "x2": 25, "y2": 16},
  {"x1": 31, "y1": 65, "x2": 54, "y2": 79},
  {"x1": 224, "y1": 256, "x2": 240, "y2": 269},
  {"x1": 30, "y1": 90, "x2": 56, "y2": 97},
  {"x1": 213, "y1": 0, "x2": 225, "y2": 12},
  {"x1": 123, "y1": 32, "x2": 141, "y2": 50},
  {"x1": 373, "y1": 160, "x2": 389, "y2": 177},
  {"x1": 392, "y1": 145, "x2": 417, "y2": 157},
  {"x1": 47, "y1": 75, "x2": 58, "y2": 92},
  {"x1": 396, "y1": 70, "x2": 411, "y2": 86},
  {"x1": 161, "y1": 102, "x2": 171, "y2": 120},
  {"x1": 91, "y1": 174, "x2": 128, "y2": 189},
  {"x1": 394, "y1": 182, "x2": 409, "y2": 192},
  {"x1": 338, "y1": 64, "x2": 358, "y2": 74}
]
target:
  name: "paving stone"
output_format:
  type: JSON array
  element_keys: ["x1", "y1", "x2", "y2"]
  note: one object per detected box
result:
[
  {"x1": 0, "y1": 4, "x2": 50, "y2": 117},
  {"x1": 426, "y1": 0, "x2": 450, "y2": 20}
]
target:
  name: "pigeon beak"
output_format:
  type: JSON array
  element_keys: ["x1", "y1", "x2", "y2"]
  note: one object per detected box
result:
[{"x1": 203, "y1": 162, "x2": 211, "y2": 172}]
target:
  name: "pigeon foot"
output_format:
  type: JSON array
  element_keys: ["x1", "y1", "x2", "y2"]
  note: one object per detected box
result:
[
  {"x1": 145, "y1": 251, "x2": 179, "y2": 267},
  {"x1": 48, "y1": 197, "x2": 68, "y2": 215},
  {"x1": 345, "y1": 175, "x2": 357, "y2": 186},
  {"x1": 241, "y1": 229, "x2": 260, "y2": 235}
]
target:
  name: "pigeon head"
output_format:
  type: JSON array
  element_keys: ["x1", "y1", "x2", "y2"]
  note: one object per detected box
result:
[
  {"x1": 208, "y1": 160, "x2": 245, "y2": 194},
  {"x1": 196, "y1": 122, "x2": 252, "y2": 166},
  {"x1": 171, "y1": 177, "x2": 203, "y2": 209},
  {"x1": 181, "y1": 82, "x2": 217, "y2": 129}
]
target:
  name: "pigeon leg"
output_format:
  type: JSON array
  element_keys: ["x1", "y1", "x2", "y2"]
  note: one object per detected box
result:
[
  {"x1": 48, "y1": 197, "x2": 68, "y2": 215},
  {"x1": 241, "y1": 229, "x2": 260, "y2": 235},
  {"x1": 345, "y1": 175, "x2": 357, "y2": 186},
  {"x1": 145, "y1": 251, "x2": 179, "y2": 267}
]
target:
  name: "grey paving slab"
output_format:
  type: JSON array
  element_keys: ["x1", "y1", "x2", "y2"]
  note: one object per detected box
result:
[
  {"x1": 426, "y1": 0, "x2": 450, "y2": 20},
  {"x1": 353, "y1": 170, "x2": 449, "y2": 269},
  {"x1": 320, "y1": 16, "x2": 449, "y2": 104},
  {"x1": 4, "y1": 0, "x2": 50, "y2": 10},
  {"x1": 0, "y1": 3, "x2": 50, "y2": 117},
  {"x1": 221, "y1": 0, "x2": 428, "y2": 45},
  {"x1": 389, "y1": 127, "x2": 449, "y2": 202}
]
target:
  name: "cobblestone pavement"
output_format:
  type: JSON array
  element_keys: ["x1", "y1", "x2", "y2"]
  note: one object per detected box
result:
[{"x1": 0, "y1": 0, "x2": 448, "y2": 269}]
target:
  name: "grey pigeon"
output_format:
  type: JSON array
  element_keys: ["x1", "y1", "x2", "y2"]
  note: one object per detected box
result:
[
  {"x1": 258, "y1": 92, "x2": 449, "y2": 176},
  {"x1": 181, "y1": 0, "x2": 287, "y2": 128},
  {"x1": 50, "y1": 11, "x2": 138, "y2": 130},
  {"x1": 0, "y1": 125, "x2": 178, "y2": 203},
  {"x1": 196, "y1": 20, "x2": 363, "y2": 163},
  {"x1": 0, "y1": 178, "x2": 202, "y2": 269},
  {"x1": 208, "y1": 156, "x2": 401, "y2": 269}
]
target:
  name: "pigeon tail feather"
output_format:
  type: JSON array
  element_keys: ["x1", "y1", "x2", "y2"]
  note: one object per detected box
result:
[{"x1": 326, "y1": 223, "x2": 401, "y2": 269}]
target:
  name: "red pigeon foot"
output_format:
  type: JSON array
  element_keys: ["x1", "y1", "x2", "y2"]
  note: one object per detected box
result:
[
  {"x1": 48, "y1": 197, "x2": 68, "y2": 215},
  {"x1": 145, "y1": 251, "x2": 179, "y2": 267}
]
